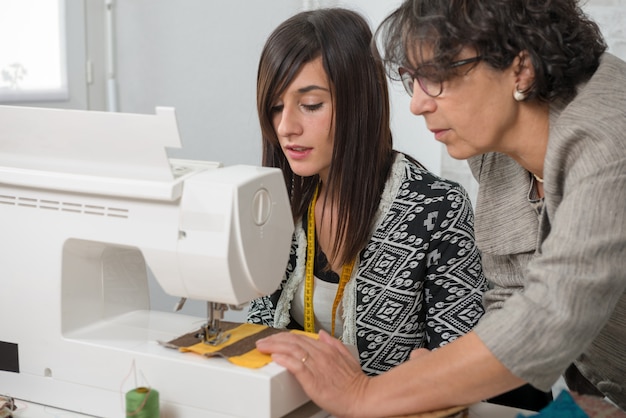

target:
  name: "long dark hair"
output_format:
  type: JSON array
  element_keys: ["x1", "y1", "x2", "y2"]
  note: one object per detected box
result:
[
  {"x1": 257, "y1": 8, "x2": 394, "y2": 266},
  {"x1": 374, "y1": 0, "x2": 607, "y2": 102}
]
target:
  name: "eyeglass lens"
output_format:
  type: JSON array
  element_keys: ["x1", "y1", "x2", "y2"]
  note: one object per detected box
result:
[
  {"x1": 399, "y1": 69, "x2": 441, "y2": 97},
  {"x1": 399, "y1": 56, "x2": 481, "y2": 98}
]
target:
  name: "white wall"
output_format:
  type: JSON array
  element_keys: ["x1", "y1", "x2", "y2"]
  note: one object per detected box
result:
[
  {"x1": 114, "y1": 1, "x2": 439, "y2": 173},
  {"x1": 115, "y1": 1, "x2": 299, "y2": 167}
]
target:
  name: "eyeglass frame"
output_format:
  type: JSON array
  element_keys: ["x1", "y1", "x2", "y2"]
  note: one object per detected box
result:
[{"x1": 398, "y1": 56, "x2": 483, "y2": 98}]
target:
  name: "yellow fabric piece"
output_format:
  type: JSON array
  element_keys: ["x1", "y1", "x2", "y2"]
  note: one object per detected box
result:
[
  {"x1": 180, "y1": 323, "x2": 265, "y2": 355},
  {"x1": 228, "y1": 329, "x2": 319, "y2": 368},
  {"x1": 180, "y1": 324, "x2": 318, "y2": 369},
  {"x1": 228, "y1": 349, "x2": 275, "y2": 369}
]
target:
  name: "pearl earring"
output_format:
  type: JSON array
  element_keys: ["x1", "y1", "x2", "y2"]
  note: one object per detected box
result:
[{"x1": 514, "y1": 85, "x2": 526, "y2": 101}]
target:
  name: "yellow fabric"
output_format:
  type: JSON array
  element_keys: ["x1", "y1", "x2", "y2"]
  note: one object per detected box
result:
[
  {"x1": 228, "y1": 349, "x2": 275, "y2": 369},
  {"x1": 179, "y1": 323, "x2": 265, "y2": 355},
  {"x1": 180, "y1": 324, "x2": 318, "y2": 369}
]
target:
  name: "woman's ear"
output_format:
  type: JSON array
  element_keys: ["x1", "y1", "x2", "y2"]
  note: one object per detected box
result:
[{"x1": 513, "y1": 50, "x2": 535, "y2": 93}]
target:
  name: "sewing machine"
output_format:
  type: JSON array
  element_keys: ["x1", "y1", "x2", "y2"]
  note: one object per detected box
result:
[{"x1": 0, "y1": 105, "x2": 314, "y2": 417}]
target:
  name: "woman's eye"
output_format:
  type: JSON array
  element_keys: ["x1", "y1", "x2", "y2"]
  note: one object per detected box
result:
[
  {"x1": 417, "y1": 70, "x2": 440, "y2": 82},
  {"x1": 417, "y1": 64, "x2": 443, "y2": 82},
  {"x1": 270, "y1": 104, "x2": 284, "y2": 114},
  {"x1": 302, "y1": 103, "x2": 323, "y2": 112}
]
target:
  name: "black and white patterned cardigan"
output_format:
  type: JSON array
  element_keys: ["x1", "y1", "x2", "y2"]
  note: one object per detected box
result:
[{"x1": 247, "y1": 153, "x2": 486, "y2": 375}]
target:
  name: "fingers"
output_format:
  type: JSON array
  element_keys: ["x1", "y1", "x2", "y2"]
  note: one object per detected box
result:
[
  {"x1": 270, "y1": 352, "x2": 310, "y2": 374},
  {"x1": 257, "y1": 330, "x2": 362, "y2": 379},
  {"x1": 256, "y1": 331, "x2": 316, "y2": 355},
  {"x1": 409, "y1": 347, "x2": 431, "y2": 360},
  {"x1": 317, "y1": 329, "x2": 334, "y2": 344},
  {"x1": 257, "y1": 330, "x2": 344, "y2": 363},
  {"x1": 256, "y1": 330, "x2": 369, "y2": 418},
  {"x1": 318, "y1": 329, "x2": 346, "y2": 350},
  {"x1": 256, "y1": 332, "x2": 318, "y2": 373}
]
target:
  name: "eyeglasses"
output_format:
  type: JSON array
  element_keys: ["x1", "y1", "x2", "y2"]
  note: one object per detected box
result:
[{"x1": 398, "y1": 56, "x2": 482, "y2": 98}]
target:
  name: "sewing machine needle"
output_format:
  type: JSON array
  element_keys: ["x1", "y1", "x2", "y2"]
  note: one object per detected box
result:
[{"x1": 174, "y1": 297, "x2": 187, "y2": 312}]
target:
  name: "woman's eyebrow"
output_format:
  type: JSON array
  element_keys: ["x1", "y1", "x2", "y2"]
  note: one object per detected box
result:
[{"x1": 297, "y1": 85, "x2": 330, "y2": 94}]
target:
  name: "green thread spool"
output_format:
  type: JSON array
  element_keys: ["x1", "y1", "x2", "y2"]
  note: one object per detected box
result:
[{"x1": 125, "y1": 387, "x2": 160, "y2": 418}]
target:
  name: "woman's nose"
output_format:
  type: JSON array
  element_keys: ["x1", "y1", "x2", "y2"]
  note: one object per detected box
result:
[
  {"x1": 275, "y1": 108, "x2": 303, "y2": 138},
  {"x1": 409, "y1": 87, "x2": 436, "y2": 116}
]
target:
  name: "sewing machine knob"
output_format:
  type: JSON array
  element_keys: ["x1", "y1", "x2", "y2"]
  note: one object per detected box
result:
[{"x1": 252, "y1": 188, "x2": 272, "y2": 226}]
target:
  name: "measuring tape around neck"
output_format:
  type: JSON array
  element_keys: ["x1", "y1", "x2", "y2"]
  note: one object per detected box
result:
[{"x1": 304, "y1": 184, "x2": 355, "y2": 337}]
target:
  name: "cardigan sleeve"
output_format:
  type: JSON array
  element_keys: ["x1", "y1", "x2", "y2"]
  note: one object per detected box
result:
[{"x1": 423, "y1": 184, "x2": 487, "y2": 349}]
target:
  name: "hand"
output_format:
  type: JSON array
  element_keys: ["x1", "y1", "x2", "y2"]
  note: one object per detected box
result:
[{"x1": 256, "y1": 329, "x2": 370, "y2": 418}]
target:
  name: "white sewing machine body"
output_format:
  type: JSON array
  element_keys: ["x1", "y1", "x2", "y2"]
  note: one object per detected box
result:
[{"x1": 0, "y1": 105, "x2": 309, "y2": 417}]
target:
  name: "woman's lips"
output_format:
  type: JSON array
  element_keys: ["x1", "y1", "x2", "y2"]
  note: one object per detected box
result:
[
  {"x1": 285, "y1": 145, "x2": 312, "y2": 160},
  {"x1": 431, "y1": 129, "x2": 448, "y2": 141}
]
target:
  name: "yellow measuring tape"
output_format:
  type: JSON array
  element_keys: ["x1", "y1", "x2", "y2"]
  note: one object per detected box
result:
[{"x1": 304, "y1": 184, "x2": 355, "y2": 337}]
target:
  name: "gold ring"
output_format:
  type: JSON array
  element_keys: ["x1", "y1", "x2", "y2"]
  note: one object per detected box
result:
[{"x1": 301, "y1": 354, "x2": 309, "y2": 364}]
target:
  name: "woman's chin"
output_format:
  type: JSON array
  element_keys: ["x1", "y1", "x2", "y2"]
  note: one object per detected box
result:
[{"x1": 444, "y1": 145, "x2": 479, "y2": 161}]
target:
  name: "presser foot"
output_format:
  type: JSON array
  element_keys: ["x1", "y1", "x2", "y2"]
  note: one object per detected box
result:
[{"x1": 197, "y1": 326, "x2": 231, "y2": 346}]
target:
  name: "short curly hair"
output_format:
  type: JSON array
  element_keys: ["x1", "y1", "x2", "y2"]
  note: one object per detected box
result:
[{"x1": 374, "y1": 0, "x2": 607, "y2": 102}]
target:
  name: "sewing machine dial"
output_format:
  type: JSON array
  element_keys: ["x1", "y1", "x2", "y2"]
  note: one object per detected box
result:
[{"x1": 252, "y1": 188, "x2": 272, "y2": 226}]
